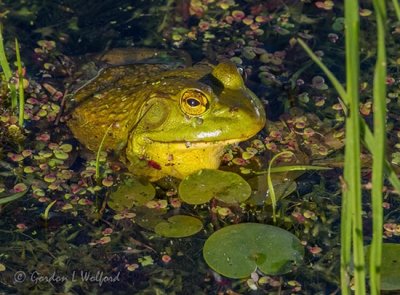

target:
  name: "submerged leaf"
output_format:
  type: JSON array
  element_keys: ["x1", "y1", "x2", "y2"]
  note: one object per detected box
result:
[
  {"x1": 108, "y1": 177, "x2": 155, "y2": 211},
  {"x1": 366, "y1": 243, "x2": 400, "y2": 290},
  {"x1": 155, "y1": 215, "x2": 203, "y2": 238},
  {"x1": 179, "y1": 169, "x2": 251, "y2": 205}
]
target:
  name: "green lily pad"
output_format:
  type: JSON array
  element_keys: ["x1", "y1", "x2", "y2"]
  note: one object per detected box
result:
[
  {"x1": 179, "y1": 169, "x2": 251, "y2": 205},
  {"x1": 203, "y1": 223, "x2": 304, "y2": 278},
  {"x1": 154, "y1": 215, "x2": 203, "y2": 238},
  {"x1": 108, "y1": 177, "x2": 155, "y2": 211},
  {"x1": 366, "y1": 243, "x2": 400, "y2": 290}
]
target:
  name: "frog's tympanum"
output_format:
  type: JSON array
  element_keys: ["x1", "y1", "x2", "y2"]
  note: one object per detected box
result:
[{"x1": 68, "y1": 60, "x2": 266, "y2": 181}]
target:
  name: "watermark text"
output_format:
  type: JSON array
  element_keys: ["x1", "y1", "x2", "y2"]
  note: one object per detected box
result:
[{"x1": 14, "y1": 270, "x2": 120, "y2": 286}]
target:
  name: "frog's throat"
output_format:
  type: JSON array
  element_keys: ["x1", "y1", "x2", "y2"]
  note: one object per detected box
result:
[{"x1": 126, "y1": 139, "x2": 240, "y2": 181}]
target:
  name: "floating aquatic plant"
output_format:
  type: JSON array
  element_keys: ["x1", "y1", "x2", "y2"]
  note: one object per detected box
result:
[
  {"x1": 178, "y1": 169, "x2": 251, "y2": 205},
  {"x1": 203, "y1": 223, "x2": 304, "y2": 278},
  {"x1": 108, "y1": 177, "x2": 155, "y2": 211},
  {"x1": 154, "y1": 215, "x2": 203, "y2": 238},
  {"x1": 365, "y1": 243, "x2": 400, "y2": 291}
]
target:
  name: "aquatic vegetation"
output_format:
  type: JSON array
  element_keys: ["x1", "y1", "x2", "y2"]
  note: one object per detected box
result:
[
  {"x1": 108, "y1": 176, "x2": 156, "y2": 211},
  {"x1": 0, "y1": 29, "x2": 25, "y2": 126},
  {"x1": 41, "y1": 199, "x2": 57, "y2": 221},
  {"x1": 154, "y1": 215, "x2": 203, "y2": 238},
  {"x1": 178, "y1": 169, "x2": 251, "y2": 205},
  {"x1": 203, "y1": 223, "x2": 304, "y2": 278},
  {"x1": 95, "y1": 123, "x2": 113, "y2": 181},
  {"x1": 0, "y1": 26, "x2": 16, "y2": 109},
  {"x1": 267, "y1": 151, "x2": 295, "y2": 222},
  {"x1": 297, "y1": 1, "x2": 398, "y2": 293},
  {"x1": 0, "y1": 186, "x2": 28, "y2": 205},
  {"x1": 365, "y1": 243, "x2": 400, "y2": 291},
  {"x1": 14, "y1": 39, "x2": 24, "y2": 126},
  {"x1": 1, "y1": 0, "x2": 400, "y2": 294}
]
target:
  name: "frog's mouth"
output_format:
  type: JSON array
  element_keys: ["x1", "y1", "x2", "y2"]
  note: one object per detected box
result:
[
  {"x1": 167, "y1": 138, "x2": 241, "y2": 149},
  {"x1": 146, "y1": 129, "x2": 260, "y2": 146},
  {"x1": 147, "y1": 138, "x2": 249, "y2": 150}
]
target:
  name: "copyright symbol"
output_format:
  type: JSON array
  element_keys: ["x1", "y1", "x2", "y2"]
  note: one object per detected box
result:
[{"x1": 14, "y1": 271, "x2": 26, "y2": 283}]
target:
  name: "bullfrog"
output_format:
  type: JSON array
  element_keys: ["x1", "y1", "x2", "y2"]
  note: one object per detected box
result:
[{"x1": 68, "y1": 53, "x2": 266, "y2": 181}]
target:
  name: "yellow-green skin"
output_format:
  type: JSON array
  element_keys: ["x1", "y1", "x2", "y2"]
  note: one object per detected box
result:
[{"x1": 68, "y1": 60, "x2": 266, "y2": 180}]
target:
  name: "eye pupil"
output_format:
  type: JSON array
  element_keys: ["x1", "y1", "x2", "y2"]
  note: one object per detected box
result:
[{"x1": 187, "y1": 98, "x2": 200, "y2": 107}]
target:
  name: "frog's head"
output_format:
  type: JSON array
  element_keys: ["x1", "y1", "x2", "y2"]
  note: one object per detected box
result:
[{"x1": 127, "y1": 60, "x2": 266, "y2": 180}]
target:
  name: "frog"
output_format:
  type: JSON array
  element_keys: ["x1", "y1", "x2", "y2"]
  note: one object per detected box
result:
[{"x1": 68, "y1": 51, "x2": 266, "y2": 181}]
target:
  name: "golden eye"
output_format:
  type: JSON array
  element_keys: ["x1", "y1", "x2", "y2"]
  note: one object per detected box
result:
[{"x1": 180, "y1": 90, "x2": 209, "y2": 116}]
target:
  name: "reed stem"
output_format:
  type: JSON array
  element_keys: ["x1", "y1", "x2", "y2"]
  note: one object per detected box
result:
[{"x1": 369, "y1": 0, "x2": 387, "y2": 293}]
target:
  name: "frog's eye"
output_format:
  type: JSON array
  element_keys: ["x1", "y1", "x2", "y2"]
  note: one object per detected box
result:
[{"x1": 180, "y1": 90, "x2": 209, "y2": 116}]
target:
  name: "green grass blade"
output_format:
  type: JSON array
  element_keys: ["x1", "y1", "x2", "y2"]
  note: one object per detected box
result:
[
  {"x1": 344, "y1": 0, "x2": 366, "y2": 293},
  {"x1": 42, "y1": 200, "x2": 57, "y2": 221},
  {"x1": 266, "y1": 151, "x2": 294, "y2": 223},
  {"x1": 268, "y1": 165, "x2": 332, "y2": 173},
  {"x1": 392, "y1": 0, "x2": 400, "y2": 21},
  {"x1": 340, "y1": 166, "x2": 352, "y2": 295},
  {"x1": 254, "y1": 165, "x2": 332, "y2": 174},
  {"x1": 95, "y1": 123, "x2": 114, "y2": 180},
  {"x1": 360, "y1": 122, "x2": 400, "y2": 192},
  {"x1": 0, "y1": 25, "x2": 12, "y2": 81},
  {"x1": 296, "y1": 38, "x2": 348, "y2": 105},
  {"x1": 0, "y1": 24, "x2": 17, "y2": 109},
  {"x1": 15, "y1": 38, "x2": 24, "y2": 127},
  {"x1": 369, "y1": 0, "x2": 387, "y2": 293},
  {"x1": 0, "y1": 189, "x2": 28, "y2": 205}
]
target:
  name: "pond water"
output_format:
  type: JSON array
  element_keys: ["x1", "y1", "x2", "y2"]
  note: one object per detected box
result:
[{"x1": 1, "y1": 0, "x2": 400, "y2": 294}]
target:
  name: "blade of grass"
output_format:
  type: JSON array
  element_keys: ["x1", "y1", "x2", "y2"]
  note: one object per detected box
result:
[
  {"x1": 344, "y1": 1, "x2": 366, "y2": 293},
  {"x1": 95, "y1": 123, "x2": 114, "y2": 180},
  {"x1": 392, "y1": 0, "x2": 400, "y2": 21},
  {"x1": 361, "y1": 123, "x2": 400, "y2": 192},
  {"x1": 42, "y1": 200, "x2": 57, "y2": 221},
  {"x1": 266, "y1": 151, "x2": 294, "y2": 223},
  {"x1": 254, "y1": 165, "x2": 332, "y2": 174},
  {"x1": 268, "y1": 165, "x2": 332, "y2": 173},
  {"x1": 340, "y1": 170, "x2": 352, "y2": 295},
  {"x1": 0, "y1": 24, "x2": 17, "y2": 109},
  {"x1": 15, "y1": 38, "x2": 24, "y2": 127},
  {"x1": 0, "y1": 25, "x2": 12, "y2": 83},
  {"x1": 0, "y1": 189, "x2": 28, "y2": 205},
  {"x1": 369, "y1": 0, "x2": 387, "y2": 293},
  {"x1": 296, "y1": 38, "x2": 348, "y2": 105}
]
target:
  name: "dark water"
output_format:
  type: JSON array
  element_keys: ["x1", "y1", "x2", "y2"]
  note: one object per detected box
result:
[{"x1": 1, "y1": 0, "x2": 399, "y2": 294}]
